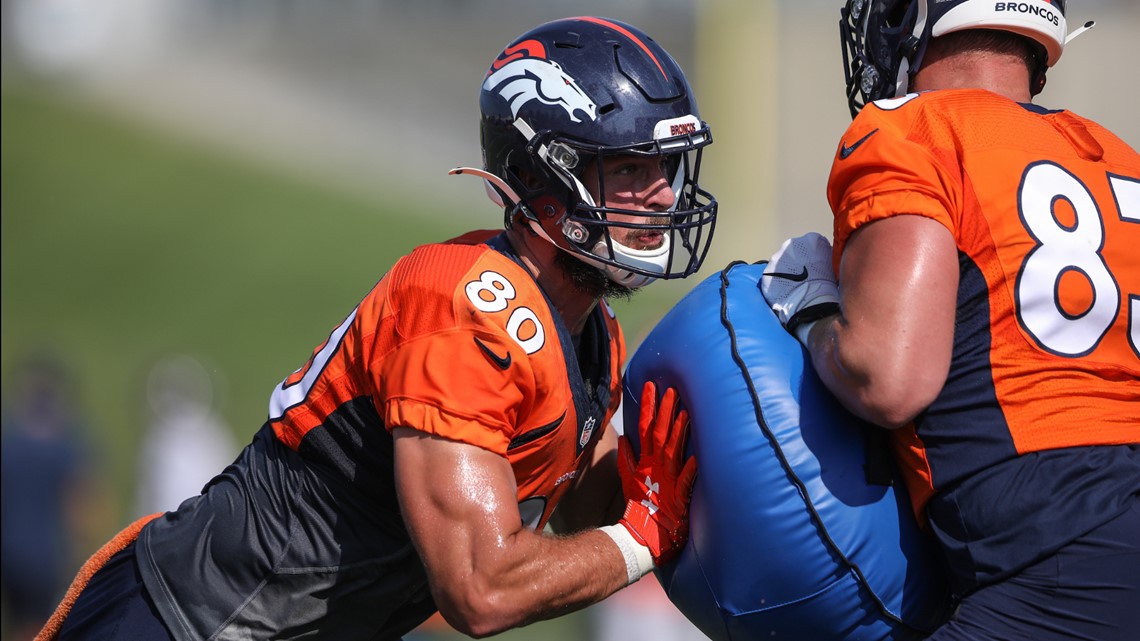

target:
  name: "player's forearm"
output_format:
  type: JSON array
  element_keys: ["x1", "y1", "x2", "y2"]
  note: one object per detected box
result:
[
  {"x1": 812, "y1": 216, "x2": 957, "y2": 428},
  {"x1": 806, "y1": 315, "x2": 942, "y2": 429},
  {"x1": 433, "y1": 527, "x2": 629, "y2": 637}
]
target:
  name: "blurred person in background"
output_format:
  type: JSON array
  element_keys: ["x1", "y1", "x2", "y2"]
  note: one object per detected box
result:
[
  {"x1": 133, "y1": 354, "x2": 237, "y2": 518},
  {"x1": 42, "y1": 16, "x2": 716, "y2": 641},
  {"x1": 591, "y1": 574, "x2": 708, "y2": 641},
  {"x1": 1, "y1": 351, "x2": 101, "y2": 641},
  {"x1": 760, "y1": 1, "x2": 1139, "y2": 640}
]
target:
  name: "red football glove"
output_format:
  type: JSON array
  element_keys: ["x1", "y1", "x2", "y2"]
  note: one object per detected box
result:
[{"x1": 617, "y1": 381, "x2": 697, "y2": 566}]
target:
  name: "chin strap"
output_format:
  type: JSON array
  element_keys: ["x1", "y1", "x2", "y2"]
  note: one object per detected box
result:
[
  {"x1": 448, "y1": 165, "x2": 571, "y2": 254},
  {"x1": 450, "y1": 164, "x2": 658, "y2": 288},
  {"x1": 448, "y1": 167, "x2": 521, "y2": 209},
  {"x1": 450, "y1": 116, "x2": 666, "y2": 288}
]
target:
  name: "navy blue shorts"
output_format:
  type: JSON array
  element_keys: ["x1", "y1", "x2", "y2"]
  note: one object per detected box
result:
[
  {"x1": 928, "y1": 497, "x2": 1140, "y2": 641},
  {"x1": 56, "y1": 541, "x2": 174, "y2": 641}
]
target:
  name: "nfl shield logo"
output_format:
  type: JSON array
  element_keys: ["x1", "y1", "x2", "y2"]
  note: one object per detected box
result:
[{"x1": 579, "y1": 416, "x2": 596, "y2": 448}]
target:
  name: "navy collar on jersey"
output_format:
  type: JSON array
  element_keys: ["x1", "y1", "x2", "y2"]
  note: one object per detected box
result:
[
  {"x1": 1020, "y1": 102, "x2": 1063, "y2": 115},
  {"x1": 485, "y1": 231, "x2": 612, "y2": 458}
]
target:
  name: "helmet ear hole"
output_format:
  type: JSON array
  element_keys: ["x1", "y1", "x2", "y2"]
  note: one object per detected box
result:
[{"x1": 513, "y1": 166, "x2": 546, "y2": 193}]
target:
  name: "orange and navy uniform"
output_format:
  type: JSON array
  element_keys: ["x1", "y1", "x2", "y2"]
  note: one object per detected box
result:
[
  {"x1": 134, "y1": 230, "x2": 625, "y2": 641},
  {"x1": 827, "y1": 89, "x2": 1140, "y2": 594}
]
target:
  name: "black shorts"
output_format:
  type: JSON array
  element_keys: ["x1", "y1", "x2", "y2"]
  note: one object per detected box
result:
[
  {"x1": 928, "y1": 497, "x2": 1140, "y2": 641},
  {"x1": 56, "y1": 541, "x2": 174, "y2": 641}
]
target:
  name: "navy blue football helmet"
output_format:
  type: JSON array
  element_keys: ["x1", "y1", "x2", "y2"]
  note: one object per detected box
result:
[
  {"x1": 840, "y1": 0, "x2": 1071, "y2": 117},
  {"x1": 461, "y1": 16, "x2": 716, "y2": 288}
]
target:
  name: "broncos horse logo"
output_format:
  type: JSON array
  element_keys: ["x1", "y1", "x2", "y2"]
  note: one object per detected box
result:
[{"x1": 483, "y1": 39, "x2": 597, "y2": 124}]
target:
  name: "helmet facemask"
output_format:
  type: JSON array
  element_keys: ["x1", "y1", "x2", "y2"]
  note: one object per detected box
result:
[
  {"x1": 517, "y1": 116, "x2": 717, "y2": 289},
  {"x1": 840, "y1": 0, "x2": 920, "y2": 118}
]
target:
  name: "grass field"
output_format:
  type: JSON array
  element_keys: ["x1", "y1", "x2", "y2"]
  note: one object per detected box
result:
[
  {"x1": 1, "y1": 80, "x2": 698, "y2": 641},
  {"x1": 2, "y1": 82, "x2": 455, "y2": 502}
]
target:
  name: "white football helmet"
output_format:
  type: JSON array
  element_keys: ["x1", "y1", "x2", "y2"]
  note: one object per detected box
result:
[{"x1": 840, "y1": 0, "x2": 1077, "y2": 116}]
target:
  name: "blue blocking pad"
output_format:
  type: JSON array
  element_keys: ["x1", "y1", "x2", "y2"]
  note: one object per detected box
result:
[{"x1": 622, "y1": 262, "x2": 950, "y2": 641}]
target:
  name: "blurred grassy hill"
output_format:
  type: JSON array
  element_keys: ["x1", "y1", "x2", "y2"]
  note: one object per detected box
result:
[
  {"x1": 0, "y1": 80, "x2": 681, "y2": 494},
  {"x1": 2, "y1": 80, "x2": 691, "y2": 641},
  {"x1": 2, "y1": 82, "x2": 458, "y2": 511}
]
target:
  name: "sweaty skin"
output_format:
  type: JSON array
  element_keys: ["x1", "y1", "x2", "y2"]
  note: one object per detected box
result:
[
  {"x1": 805, "y1": 215, "x2": 959, "y2": 429},
  {"x1": 394, "y1": 429, "x2": 627, "y2": 636},
  {"x1": 582, "y1": 155, "x2": 675, "y2": 251}
]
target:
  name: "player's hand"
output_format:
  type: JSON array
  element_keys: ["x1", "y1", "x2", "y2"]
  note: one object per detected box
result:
[
  {"x1": 617, "y1": 381, "x2": 697, "y2": 566},
  {"x1": 760, "y1": 232, "x2": 841, "y2": 344}
]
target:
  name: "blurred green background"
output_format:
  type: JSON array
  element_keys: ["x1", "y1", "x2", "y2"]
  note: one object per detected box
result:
[
  {"x1": 2, "y1": 1, "x2": 1136, "y2": 640},
  {"x1": 0, "y1": 27, "x2": 694, "y2": 641},
  {"x1": 2, "y1": 84, "x2": 444, "y2": 502},
  {"x1": 0, "y1": 79, "x2": 625, "y2": 641}
]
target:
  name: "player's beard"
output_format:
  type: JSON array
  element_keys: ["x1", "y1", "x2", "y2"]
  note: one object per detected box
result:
[{"x1": 554, "y1": 251, "x2": 637, "y2": 301}]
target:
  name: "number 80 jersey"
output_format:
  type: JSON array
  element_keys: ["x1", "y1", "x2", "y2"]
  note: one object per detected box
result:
[
  {"x1": 137, "y1": 230, "x2": 626, "y2": 640},
  {"x1": 268, "y1": 230, "x2": 625, "y2": 531},
  {"x1": 827, "y1": 89, "x2": 1140, "y2": 508}
]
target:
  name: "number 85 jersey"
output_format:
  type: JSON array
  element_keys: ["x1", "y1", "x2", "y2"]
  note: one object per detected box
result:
[{"x1": 827, "y1": 89, "x2": 1140, "y2": 507}]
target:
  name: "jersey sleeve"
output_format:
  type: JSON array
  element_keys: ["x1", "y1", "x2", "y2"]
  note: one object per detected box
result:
[
  {"x1": 369, "y1": 244, "x2": 542, "y2": 457},
  {"x1": 377, "y1": 328, "x2": 529, "y2": 456},
  {"x1": 827, "y1": 99, "x2": 964, "y2": 265}
]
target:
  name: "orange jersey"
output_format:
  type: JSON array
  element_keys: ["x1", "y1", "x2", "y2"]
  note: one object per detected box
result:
[
  {"x1": 136, "y1": 230, "x2": 626, "y2": 640},
  {"x1": 268, "y1": 230, "x2": 625, "y2": 529},
  {"x1": 827, "y1": 90, "x2": 1140, "y2": 511}
]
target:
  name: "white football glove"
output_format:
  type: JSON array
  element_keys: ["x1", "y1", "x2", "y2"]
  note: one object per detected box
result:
[{"x1": 760, "y1": 232, "x2": 840, "y2": 345}]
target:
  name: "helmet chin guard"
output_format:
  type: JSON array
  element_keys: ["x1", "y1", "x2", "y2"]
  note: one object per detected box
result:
[{"x1": 585, "y1": 234, "x2": 673, "y2": 289}]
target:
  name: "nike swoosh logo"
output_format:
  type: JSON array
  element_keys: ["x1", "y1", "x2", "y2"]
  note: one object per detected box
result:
[
  {"x1": 473, "y1": 336, "x2": 512, "y2": 370},
  {"x1": 763, "y1": 266, "x2": 809, "y2": 282},
  {"x1": 839, "y1": 128, "x2": 879, "y2": 159}
]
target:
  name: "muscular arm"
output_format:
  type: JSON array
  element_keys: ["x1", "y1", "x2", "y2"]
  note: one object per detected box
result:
[
  {"x1": 806, "y1": 215, "x2": 959, "y2": 429},
  {"x1": 393, "y1": 427, "x2": 628, "y2": 638}
]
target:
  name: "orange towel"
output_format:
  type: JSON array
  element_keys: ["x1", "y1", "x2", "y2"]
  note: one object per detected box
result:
[{"x1": 35, "y1": 513, "x2": 163, "y2": 641}]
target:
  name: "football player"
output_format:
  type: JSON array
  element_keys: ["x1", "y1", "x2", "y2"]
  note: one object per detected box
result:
[
  {"x1": 43, "y1": 16, "x2": 714, "y2": 641},
  {"x1": 760, "y1": 1, "x2": 1139, "y2": 639}
]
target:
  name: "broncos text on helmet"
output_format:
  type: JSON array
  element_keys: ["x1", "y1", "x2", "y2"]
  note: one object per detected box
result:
[
  {"x1": 465, "y1": 16, "x2": 717, "y2": 289},
  {"x1": 840, "y1": 0, "x2": 1072, "y2": 117}
]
